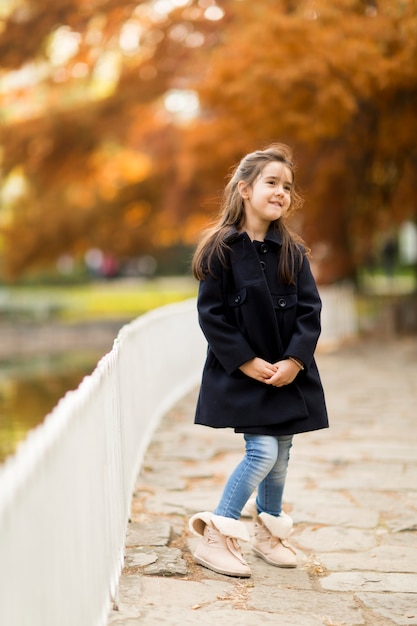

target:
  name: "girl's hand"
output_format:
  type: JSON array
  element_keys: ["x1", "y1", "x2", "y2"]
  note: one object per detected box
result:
[
  {"x1": 239, "y1": 357, "x2": 278, "y2": 383},
  {"x1": 265, "y1": 359, "x2": 300, "y2": 387}
]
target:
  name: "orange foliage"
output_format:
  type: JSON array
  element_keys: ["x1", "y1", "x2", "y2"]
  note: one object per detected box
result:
[
  {"x1": 183, "y1": 0, "x2": 417, "y2": 281},
  {"x1": 0, "y1": 0, "x2": 416, "y2": 281}
]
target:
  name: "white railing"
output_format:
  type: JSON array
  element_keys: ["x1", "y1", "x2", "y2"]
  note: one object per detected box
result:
[
  {"x1": 0, "y1": 299, "x2": 206, "y2": 626},
  {"x1": 319, "y1": 283, "x2": 358, "y2": 349},
  {"x1": 0, "y1": 285, "x2": 356, "y2": 626}
]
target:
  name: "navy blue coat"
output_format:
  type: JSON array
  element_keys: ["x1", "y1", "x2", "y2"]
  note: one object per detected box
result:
[{"x1": 194, "y1": 228, "x2": 329, "y2": 435}]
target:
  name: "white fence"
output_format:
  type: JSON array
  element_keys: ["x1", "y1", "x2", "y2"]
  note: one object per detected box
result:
[
  {"x1": 0, "y1": 285, "x2": 356, "y2": 626},
  {"x1": 319, "y1": 283, "x2": 358, "y2": 349},
  {"x1": 0, "y1": 299, "x2": 206, "y2": 626}
]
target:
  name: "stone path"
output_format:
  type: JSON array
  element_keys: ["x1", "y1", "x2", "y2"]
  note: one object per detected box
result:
[{"x1": 107, "y1": 337, "x2": 417, "y2": 626}]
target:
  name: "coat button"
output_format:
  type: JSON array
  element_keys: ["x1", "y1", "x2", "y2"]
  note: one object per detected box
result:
[
  {"x1": 260, "y1": 260, "x2": 266, "y2": 271},
  {"x1": 278, "y1": 298, "x2": 286, "y2": 308},
  {"x1": 234, "y1": 295, "x2": 241, "y2": 304},
  {"x1": 260, "y1": 243, "x2": 268, "y2": 254}
]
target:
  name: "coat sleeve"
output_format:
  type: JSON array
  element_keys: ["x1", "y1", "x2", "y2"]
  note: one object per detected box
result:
[
  {"x1": 197, "y1": 263, "x2": 257, "y2": 375},
  {"x1": 283, "y1": 255, "x2": 322, "y2": 370}
]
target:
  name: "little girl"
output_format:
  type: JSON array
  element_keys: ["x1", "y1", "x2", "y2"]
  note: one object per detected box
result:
[{"x1": 189, "y1": 143, "x2": 328, "y2": 578}]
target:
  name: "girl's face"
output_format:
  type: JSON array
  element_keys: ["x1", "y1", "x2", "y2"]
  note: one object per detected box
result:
[{"x1": 238, "y1": 161, "x2": 293, "y2": 236}]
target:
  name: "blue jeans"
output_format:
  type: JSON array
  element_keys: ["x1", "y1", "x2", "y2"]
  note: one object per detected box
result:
[{"x1": 214, "y1": 434, "x2": 293, "y2": 520}]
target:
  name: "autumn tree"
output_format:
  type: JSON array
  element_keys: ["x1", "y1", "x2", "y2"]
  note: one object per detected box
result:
[
  {"x1": 181, "y1": 0, "x2": 417, "y2": 282},
  {"x1": 1, "y1": 0, "x2": 416, "y2": 282},
  {"x1": 0, "y1": 0, "x2": 223, "y2": 278}
]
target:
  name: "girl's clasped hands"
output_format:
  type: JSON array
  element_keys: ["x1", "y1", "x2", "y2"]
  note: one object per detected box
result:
[{"x1": 239, "y1": 356, "x2": 300, "y2": 387}]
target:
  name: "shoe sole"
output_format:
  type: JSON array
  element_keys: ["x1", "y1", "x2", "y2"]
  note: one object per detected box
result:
[
  {"x1": 193, "y1": 555, "x2": 251, "y2": 578},
  {"x1": 252, "y1": 547, "x2": 297, "y2": 568}
]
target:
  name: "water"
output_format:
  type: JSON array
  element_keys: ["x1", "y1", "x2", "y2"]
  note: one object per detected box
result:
[{"x1": 0, "y1": 351, "x2": 102, "y2": 463}]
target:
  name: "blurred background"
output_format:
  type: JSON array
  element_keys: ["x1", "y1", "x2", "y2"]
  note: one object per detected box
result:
[{"x1": 1, "y1": 0, "x2": 416, "y2": 459}]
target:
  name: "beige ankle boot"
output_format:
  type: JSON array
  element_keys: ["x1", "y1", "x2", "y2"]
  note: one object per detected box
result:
[
  {"x1": 189, "y1": 512, "x2": 251, "y2": 577},
  {"x1": 247, "y1": 500, "x2": 297, "y2": 568}
]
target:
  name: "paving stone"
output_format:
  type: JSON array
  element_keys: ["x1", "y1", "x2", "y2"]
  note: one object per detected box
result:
[
  {"x1": 144, "y1": 489, "x2": 220, "y2": 515},
  {"x1": 127, "y1": 577, "x2": 325, "y2": 626},
  {"x1": 137, "y1": 463, "x2": 187, "y2": 490},
  {"x1": 248, "y1": 557, "x2": 312, "y2": 590},
  {"x1": 293, "y1": 526, "x2": 377, "y2": 552},
  {"x1": 176, "y1": 463, "x2": 219, "y2": 479},
  {"x1": 381, "y1": 531, "x2": 417, "y2": 548},
  {"x1": 317, "y1": 463, "x2": 417, "y2": 491},
  {"x1": 385, "y1": 516, "x2": 417, "y2": 533},
  {"x1": 249, "y1": 588, "x2": 365, "y2": 625},
  {"x1": 126, "y1": 605, "x2": 325, "y2": 626},
  {"x1": 284, "y1": 484, "x2": 352, "y2": 506},
  {"x1": 140, "y1": 547, "x2": 188, "y2": 576},
  {"x1": 345, "y1": 489, "x2": 411, "y2": 514},
  {"x1": 292, "y1": 441, "x2": 417, "y2": 462},
  {"x1": 320, "y1": 571, "x2": 417, "y2": 593},
  {"x1": 112, "y1": 573, "x2": 143, "y2": 607},
  {"x1": 124, "y1": 550, "x2": 157, "y2": 568},
  {"x1": 292, "y1": 503, "x2": 380, "y2": 529},
  {"x1": 106, "y1": 601, "x2": 143, "y2": 626},
  {"x1": 319, "y1": 545, "x2": 417, "y2": 573},
  {"x1": 356, "y1": 592, "x2": 417, "y2": 626},
  {"x1": 125, "y1": 521, "x2": 171, "y2": 547}
]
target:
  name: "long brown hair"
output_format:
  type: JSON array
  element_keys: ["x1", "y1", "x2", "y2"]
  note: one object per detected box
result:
[{"x1": 192, "y1": 143, "x2": 306, "y2": 284}]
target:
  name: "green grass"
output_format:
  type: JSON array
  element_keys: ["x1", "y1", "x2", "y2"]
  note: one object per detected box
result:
[
  {"x1": 357, "y1": 266, "x2": 416, "y2": 295},
  {"x1": 0, "y1": 276, "x2": 198, "y2": 322}
]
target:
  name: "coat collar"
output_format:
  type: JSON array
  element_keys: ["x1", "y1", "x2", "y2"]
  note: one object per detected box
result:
[{"x1": 224, "y1": 225, "x2": 283, "y2": 247}]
